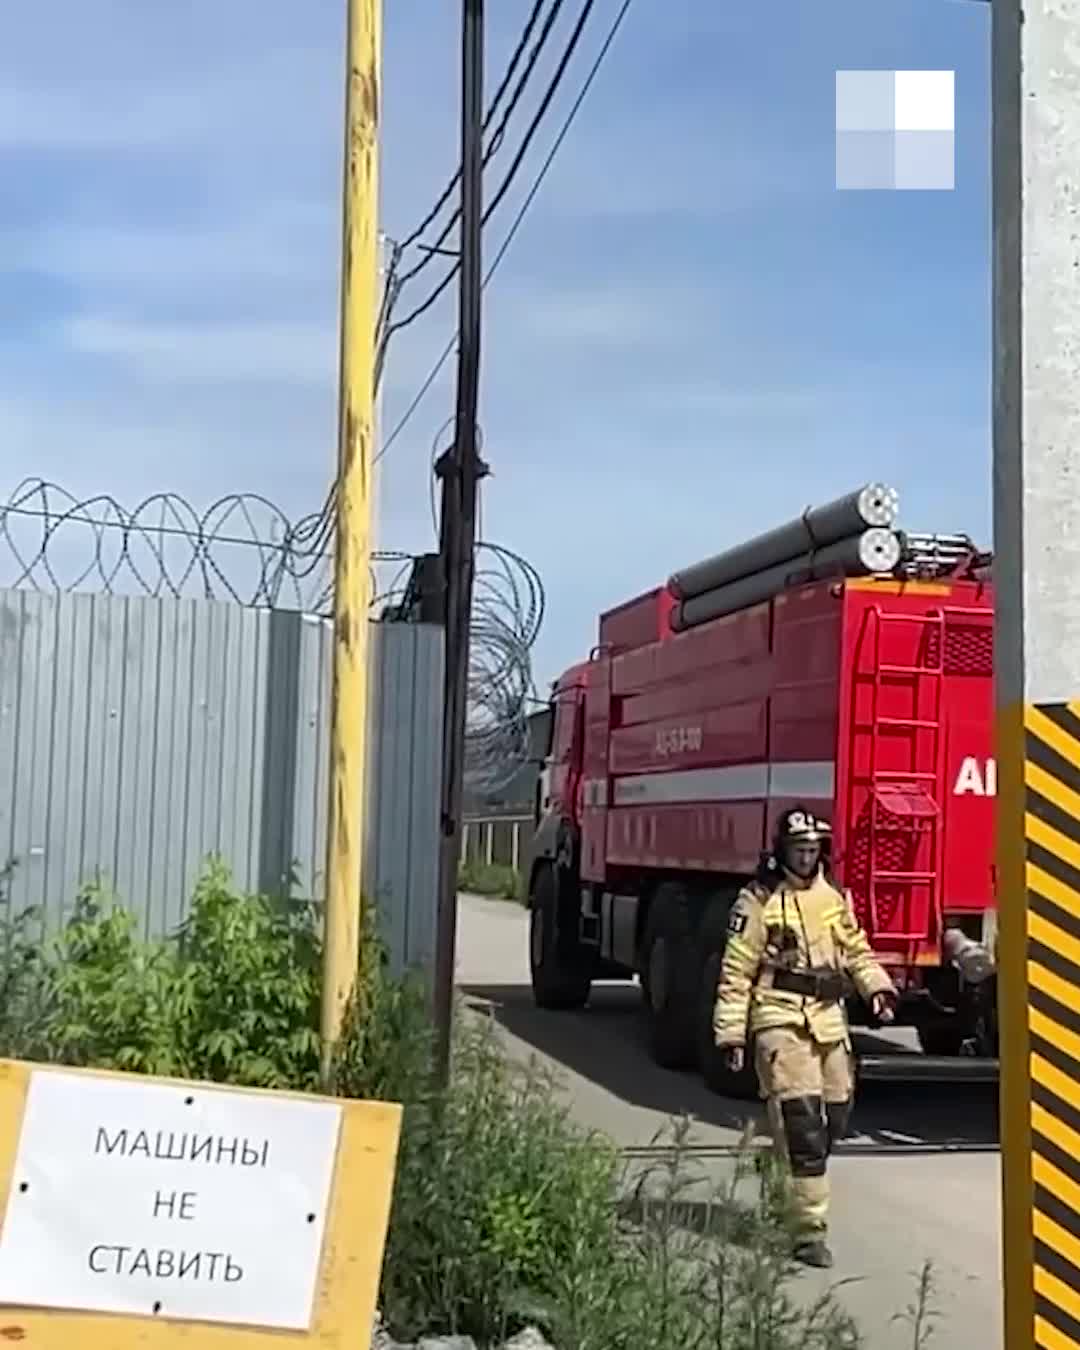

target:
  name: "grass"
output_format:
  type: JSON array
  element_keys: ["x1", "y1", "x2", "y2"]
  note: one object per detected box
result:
[{"x1": 459, "y1": 859, "x2": 525, "y2": 903}]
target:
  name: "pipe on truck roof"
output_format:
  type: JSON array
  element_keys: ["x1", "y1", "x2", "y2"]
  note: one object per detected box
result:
[
  {"x1": 667, "y1": 483, "x2": 899, "y2": 602},
  {"x1": 669, "y1": 528, "x2": 902, "y2": 633}
]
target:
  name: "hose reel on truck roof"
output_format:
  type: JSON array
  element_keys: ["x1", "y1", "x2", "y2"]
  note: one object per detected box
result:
[
  {"x1": 667, "y1": 484, "x2": 900, "y2": 601},
  {"x1": 667, "y1": 483, "x2": 986, "y2": 634}
]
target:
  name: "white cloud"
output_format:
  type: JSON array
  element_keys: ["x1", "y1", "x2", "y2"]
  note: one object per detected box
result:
[{"x1": 56, "y1": 315, "x2": 337, "y2": 387}]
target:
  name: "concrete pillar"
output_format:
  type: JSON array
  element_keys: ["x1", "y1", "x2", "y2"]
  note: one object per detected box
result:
[{"x1": 994, "y1": 1, "x2": 1080, "y2": 1344}]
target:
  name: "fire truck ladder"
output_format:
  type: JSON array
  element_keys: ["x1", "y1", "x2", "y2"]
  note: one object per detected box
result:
[{"x1": 858, "y1": 607, "x2": 946, "y2": 953}]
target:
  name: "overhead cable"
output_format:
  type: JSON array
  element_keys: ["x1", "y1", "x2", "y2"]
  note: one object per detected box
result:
[
  {"x1": 398, "y1": 0, "x2": 552, "y2": 254},
  {"x1": 384, "y1": 0, "x2": 599, "y2": 341},
  {"x1": 395, "y1": 0, "x2": 569, "y2": 290},
  {"x1": 376, "y1": 0, "x2": 636, "y2": 464}
]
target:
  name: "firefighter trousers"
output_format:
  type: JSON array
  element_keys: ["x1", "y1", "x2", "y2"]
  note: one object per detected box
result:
[{"x1": 753, "y1": 1025, "x2": 855, "y2": 1241}]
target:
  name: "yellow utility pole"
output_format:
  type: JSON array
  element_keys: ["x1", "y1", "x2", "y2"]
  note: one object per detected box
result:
[{"x1": 321, "y1": 0, "x2": 381, "y2": 1087}]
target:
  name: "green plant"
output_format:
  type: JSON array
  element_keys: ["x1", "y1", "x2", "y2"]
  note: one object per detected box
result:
[
  {"x1": 0, "y1": 860, "x2": 50, "y2": 1059},
  {"x1": 458, "y1": 859, "x2": 525, "y2": 902},
  {"x1": 548, "y1": 1118, "x2": 864, "y2": 1350},
  {"x1": 377, "y1": 1018, "x2": 623, "y2": 1346},
  {"x1": 32, "y1": 890, "x2": 182, "y2": 1074},
  {"x1": 372, "y1": 1023, "x2": 871, "y2": 1350},
  {"x1": 332, "y1": 922, "x2": 433, "y2": 1107},
  {"x1": 892, "y1": 1260, "x2": 941, "y2": 1348},
  {"x1": 172, "y1": 862, "x2": 322, "y2": 1088},
  {"x1": 0, "y1": 862, "x2": 324, "y2": 1088}
]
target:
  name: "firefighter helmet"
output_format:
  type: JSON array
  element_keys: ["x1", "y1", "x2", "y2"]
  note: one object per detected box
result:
[
  {"x1": 774, "y1": 807, "x2": 827, "y2": 847},
  {"x1": 773, "y1": 806, "x2": 826, "y2": 881}
]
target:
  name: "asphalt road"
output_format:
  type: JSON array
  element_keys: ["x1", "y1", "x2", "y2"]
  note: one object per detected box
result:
[{"x1": 455, "y1": 893, "x2": 1003, "y2": 1350}]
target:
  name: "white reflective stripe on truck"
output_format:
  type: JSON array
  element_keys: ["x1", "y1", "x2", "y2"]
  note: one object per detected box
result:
[{"x1": 610, "y1": 760, "x2": 835, "y2": 806}]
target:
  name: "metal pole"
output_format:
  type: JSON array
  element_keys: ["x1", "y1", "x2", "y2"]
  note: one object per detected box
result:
[
  {"x1": 320, "y1": 0, "x2": 381, "y2": 1087},
  {"x1": 432, "y1": 0, "x2": 485, "y2": 1083},
  {"x1": 994, "y1": 0, "x2": 1080, "y2": 1344}
]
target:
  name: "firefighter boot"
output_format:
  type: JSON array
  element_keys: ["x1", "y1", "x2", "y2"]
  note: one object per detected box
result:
[
  {"x1": 780, "y1": 1097, "x2": 833, "y2": 1268},
  {"x1": 793, "y1": 1234, "x2": 834, "y2": 1269}
]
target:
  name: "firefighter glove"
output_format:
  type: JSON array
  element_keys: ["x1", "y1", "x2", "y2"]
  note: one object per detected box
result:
[
  {"x1": 724, "y1": 1046, "x2": 746, "y2": 1074},
  {"x1": 870, "y1": 991, "x2": 897, "y2": 1024}
]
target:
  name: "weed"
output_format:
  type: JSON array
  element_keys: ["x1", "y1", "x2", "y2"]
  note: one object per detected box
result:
[
  {"x1": 378, "y1": 1018, "x2": 622, "y2": 1345},
  {"x1": 0, "y1": 862, "x2": 322, "y2": 1086},
  {"x1": 591, "y1": 1117, "x2": 865, "y2": 1350},
  {"x1": 458, "y1": 860, "x2": 525, "y2": 902},
  {"x1": 892, "y1": 1260, "x2": 941, "y2": 1349}
]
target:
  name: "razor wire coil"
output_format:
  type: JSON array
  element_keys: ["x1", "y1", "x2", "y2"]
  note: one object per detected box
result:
[{"x1": 0, "y1": 477, "x2": 544, "y2": 795}]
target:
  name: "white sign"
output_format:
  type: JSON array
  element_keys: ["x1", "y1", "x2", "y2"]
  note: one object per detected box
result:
[
  {"x1": 0, "y1": 1070, "x2": 343, "y2": 1330},
  {"x1": 953, "y1": 755, "x2": 997, "y2": 797}
]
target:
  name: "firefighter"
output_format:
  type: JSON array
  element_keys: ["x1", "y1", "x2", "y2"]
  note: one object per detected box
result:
[{"x1": 712, "y1": 806, "x2": 897, "y2": 1269}]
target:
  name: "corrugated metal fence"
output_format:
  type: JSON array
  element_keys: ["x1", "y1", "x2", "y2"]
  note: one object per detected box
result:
[{"x1": 0, "y1": 588, "x2": 443, "y2": 976}]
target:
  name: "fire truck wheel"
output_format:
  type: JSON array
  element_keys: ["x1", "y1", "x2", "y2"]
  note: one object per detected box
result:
[
  {"x1": 697, "y1": 900, "x2": 759, "y2": 1100},
  {"x1": 529, "y1": 864, "x2": 591, "y2": 1011},
  {"x1": 642, "y1": 885, "x2": 699, "y2": 1070}
]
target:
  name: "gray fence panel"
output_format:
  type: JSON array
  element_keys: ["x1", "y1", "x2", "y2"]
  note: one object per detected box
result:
[
  {"x1": 290, "y1": 613, "x2": 331, "y2": 906},
  {"x1": 402, "y1": 626, "x2": 442, "y2": 971},
  {"x1": 364, "y1": 622, "x2": 442, "y2": 980},
  {"x1": 0, "y1": 588, "x2": 442, "y2": 977}
]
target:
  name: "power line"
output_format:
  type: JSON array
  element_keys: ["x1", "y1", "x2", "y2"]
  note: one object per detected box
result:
[
  {"x1": 375, "y1": 0, "x2": 635, "y2": 465},
  {"x1": 398, "y1": 0, "x2": 551, "y2": 253},
  {"x1": 394, "y1": 0, "x2": 569, "y2": 291},
  {"x1": 374, "y1": 3, "x2": 567, "y2": 392},
  {"x1": 384, "y1": 0, "x2": 599, "y2": 342}
]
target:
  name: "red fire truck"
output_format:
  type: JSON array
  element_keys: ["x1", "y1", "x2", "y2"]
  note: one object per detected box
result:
[{"x1": 526, "y1": 487, "x2": 998, "y2": 1093}]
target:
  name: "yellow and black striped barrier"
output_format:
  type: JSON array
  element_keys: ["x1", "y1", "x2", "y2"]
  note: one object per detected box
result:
[{"x1": 1002, "y1": 704, "x2": 1080, "y2": 1348}]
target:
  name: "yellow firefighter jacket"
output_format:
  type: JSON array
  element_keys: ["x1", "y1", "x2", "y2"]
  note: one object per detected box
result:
[{"x1": 712, "y1": 869, "x2": 895, "y2": 1049}]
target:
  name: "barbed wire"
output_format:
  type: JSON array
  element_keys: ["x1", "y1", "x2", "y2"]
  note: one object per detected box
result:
[
  {"x1": 465, "y1": 542, "x2": 545, "y2": 794},
  {"x1": 0, "y1": 477, "x2": 409, "y2": 614},
  {"x1": 362, "y1": 539, "x2": 545, "y2": 796},
  {"x1": 0, "y1": 479, "x2": 546, "y2": 794}
]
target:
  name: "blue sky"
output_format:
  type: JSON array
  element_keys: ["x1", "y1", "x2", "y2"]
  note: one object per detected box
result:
[{"x1": 1, "y1": 1, "x2": 990, "y2": 685}]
